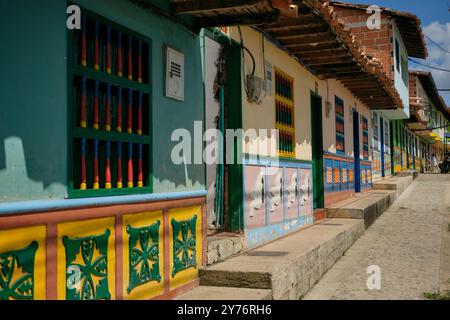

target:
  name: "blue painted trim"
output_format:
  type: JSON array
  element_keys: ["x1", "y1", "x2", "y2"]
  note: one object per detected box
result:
[
  {"x1": 324, "y1": 158, "x2": 333, "y2": 193},
  {"x1": 341, "y1": 161, "x2": 348, "y2": 192},
  {"x1": 245, "y1": 215, "x2": 313, "y2": 248},
  {"x1": 0, "y1": 190, "x2": 207, "y2": 216},
  {"x1": 323, "y1": 151, "x2": 355, "y2": 161},
  {"x1": 244, "y1": 155, "x2": 312, "y2": 169}
]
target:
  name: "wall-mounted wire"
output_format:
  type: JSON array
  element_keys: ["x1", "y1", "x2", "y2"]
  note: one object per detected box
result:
[{"x1": 238, "y1": 26, "x2": 256, "y2": 96}]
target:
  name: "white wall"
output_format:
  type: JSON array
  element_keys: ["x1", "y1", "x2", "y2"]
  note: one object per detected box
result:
[
  {"x1": 204, "y1": 37, "x2": 222, "y2": 227},
  {"x1": 381, "y1": 21, "x2": 410, "y2": 120}
]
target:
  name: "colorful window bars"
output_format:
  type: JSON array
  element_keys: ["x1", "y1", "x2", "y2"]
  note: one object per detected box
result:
[
  {"x1": 275, "y1": 69, "x2": 295, "y2": 158},
  {"x1": 362, "y1": 116, "x2": 369, "y2": 160},
  {"x1": 69, "y1": 10, "x2": 151, "y2": 195},
  {"x1": 335, "y1": 96, "x2": 345, "y2": 154}
]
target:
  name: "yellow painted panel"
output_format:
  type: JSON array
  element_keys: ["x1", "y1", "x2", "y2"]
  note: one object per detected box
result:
[
  {"x1": 122, "y1": 211, "x2": 164, "y2": 300},
  {"x1": 57, "y1": 217, "x2": 115, "y2": 300},
  {"x1": 169, "y1": 206, "x2": 202, "y2": 290},
  {"x1": 0, "y1": 225, "x2": 46, "y2": 300}
]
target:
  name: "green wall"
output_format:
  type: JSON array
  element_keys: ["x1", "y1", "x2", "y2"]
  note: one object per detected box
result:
[
  {"x1": 0, "y1": 0, "x2": 68, "y2": 202},
  {"x1": 0, "y1": 0, "x2": 205, "y2": 202}
]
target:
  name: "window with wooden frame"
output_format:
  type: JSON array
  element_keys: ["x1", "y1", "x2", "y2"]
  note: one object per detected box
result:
[
  {"x1": 335, "y1": 96, "x2": 345, "y2": 155},
  {"x1": 68, "y1": 8, "x2": 152, "y2": 198},
  {"x1": 275, "y1": 68, "x2": 295, "y2": 158},
  {"x1": 362, "y1": 116, "x2": 369, "y2": 160}
]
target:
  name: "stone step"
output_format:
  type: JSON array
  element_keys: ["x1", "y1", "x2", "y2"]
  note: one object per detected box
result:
[
  {"x1": 207, "y1": 233, "x2": 245, "y2": 265},
  {"x1": 326, "y1": 190, "x2": 393, "y2": 229},
  {"x1": 372, "y1": 176, "x2": 413, "y2": 199},
  {"x1": 199, "y1": 219, "x2": 364, "y2": 300},
  {"x1": 395, "y1": 170, "x2": 419, "y2": 179},
  {"x1": 372, "y1": 175, "x2": 415, "y2": 204},
  {"x1": 174, "y1": 286, "x2": 272, "y2": 300}
]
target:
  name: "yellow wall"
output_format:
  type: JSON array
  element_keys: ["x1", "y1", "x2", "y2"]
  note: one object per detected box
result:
[
  {"x1": 169, "y1": 206, "x2": 203, "y2": 290},
  {"x1": 230, "y1": 27, "x2": 315, "y2": 161},
  {"x1": 57, "y1": 217, "x2": 116, "y2": 300},
  {"x1": 0, "y1": 225, "x2": 46, "y2": 300},
  {"x1": 122, "y1": 211, "x2": 164, "y2": 300},
  {"x1": 229, "y1": 27, "x2": 372, "y2": 162}
]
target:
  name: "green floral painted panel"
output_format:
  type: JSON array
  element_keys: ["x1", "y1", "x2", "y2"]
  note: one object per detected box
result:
[
  {"x1": 172, "y1": 216, "x2": 197, "y2": 277},
  {"x1": 127, "y1": 221, "x2": 161, "y2": 294},
  {"x1": 0, "y1": 242, "x2": 38, "y2": 300},
  {"x1": 63, "y1": 230, "x2": 111, "y2": 300}
]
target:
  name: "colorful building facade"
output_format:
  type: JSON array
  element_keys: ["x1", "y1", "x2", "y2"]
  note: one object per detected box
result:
[
  {"x1": 407, "y1": 71, "x2": 450, "y2": 172},
  {"x1": 0, "y1": 0, "x2": 207, "y2": 300},
  {"x1": 200, "y1": 0, "x2": 407, "y2": 249},
  {"x1": 331, "y1": 1, "x2": 428, "y2": 179},
  {"x1": 0, "y1": 0, "x2": 445, "y2": 301}
]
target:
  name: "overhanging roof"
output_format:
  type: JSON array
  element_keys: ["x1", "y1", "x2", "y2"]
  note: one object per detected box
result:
[
  {"x1": 257, "y1": 0, "x2": 403, "y2": 109},
  {"x1": 165, "y1": 0, "x2": 403, "y2": 110},
  {"x1": 331, "y1": 1, "x2": 428, "y2": 59},
  {"x1": 169, "y1": 0, "x2": 295, "y2": 27}
]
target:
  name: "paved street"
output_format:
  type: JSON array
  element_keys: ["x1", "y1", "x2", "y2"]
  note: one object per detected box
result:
[{"x1": 305, "y1": 174, "x2": 450, "y2": 300}]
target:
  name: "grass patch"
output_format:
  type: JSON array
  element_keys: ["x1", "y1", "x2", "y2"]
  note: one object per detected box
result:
[
  {"x1": 448, "y1": 223, "x2": 450, "y2": 232},
  {"x1": 424, "y1": 291, "x2": 450, "y2": 300}
]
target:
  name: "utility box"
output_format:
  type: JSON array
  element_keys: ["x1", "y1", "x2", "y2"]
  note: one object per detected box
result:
[{"x1": 166, "y1": 47, "x2": 185, "y2": 101}]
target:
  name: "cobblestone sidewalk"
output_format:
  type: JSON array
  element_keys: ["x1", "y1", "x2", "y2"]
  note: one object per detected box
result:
[{"x1": 304, "y1": 174, "x2": 450, "y2": 300}]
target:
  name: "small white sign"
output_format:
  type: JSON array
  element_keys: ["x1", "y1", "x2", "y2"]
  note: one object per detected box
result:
[{"x1": 166, "y1": 47, "x2": 185, "y2": 101}]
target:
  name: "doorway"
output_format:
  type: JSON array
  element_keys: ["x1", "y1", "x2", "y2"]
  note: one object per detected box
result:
[
  {"x1": 353, "y1": 110, "x2": 361, "y2": 193},
  {"x1": 310, "y1": 93, "x2": 324, "y2": 209}
]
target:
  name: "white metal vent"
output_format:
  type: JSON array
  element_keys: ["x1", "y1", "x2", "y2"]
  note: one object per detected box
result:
[{"x1": 166, "y1": 47, "x2": 185, "y2": 101}]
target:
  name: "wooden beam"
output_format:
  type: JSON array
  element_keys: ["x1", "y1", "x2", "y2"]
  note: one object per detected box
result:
[
  {"x1": 281, "y1": 34, "x2": 337, "y2": 46},
  {"x1": 195, "y1": 12, "x2": 279, "y2": 27},
  {"x1": 174, "y1": 0, "x2": 262, "y2": 14},
  {"x1": 313, "y1": 62, "x2": 359, "y2": 71},
  {"x1": 283, "y1": 41, "x2": 340, "y2": 52},
  {"x1": 337, "y1": 74, "x2": 376, "y2": 81},
  {"x1": 269, "y1": 26, "x2": 330, "y2": 38},
  {"x1": 271, "y1": 0, "x2": 298, "y2": 19},
  {"x1": 317, "y1": 68, "x2": 363, "y2": 76},
  {"x1": 292, "y1": 47, "x2": 347, "y2": 57},
  {"x1": 276, "y1": 30, "x2": 333, "y2": 41},
  {"x1": 341, "y1": 81, "x2": 380, "y2": 87},
  {"x1": 262, "y1": 15, "x2": 319, "y2": 30},
  {"x1": 304, "y1": 57, "x2": 355, "y2": 66}
]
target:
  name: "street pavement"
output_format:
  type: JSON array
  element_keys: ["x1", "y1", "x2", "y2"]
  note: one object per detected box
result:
[{"x1": 304, "y1": 174, "x2": 450, "y2": 300}]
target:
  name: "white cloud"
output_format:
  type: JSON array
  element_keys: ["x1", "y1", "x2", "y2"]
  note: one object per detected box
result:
[{"x1": 413, "y1": 22, "x2": 450, "y2": 107}]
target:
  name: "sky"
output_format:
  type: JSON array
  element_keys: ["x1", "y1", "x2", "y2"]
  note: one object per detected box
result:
[{"x1": 342, "y1": 0, "x2": 450, "y2": 107}]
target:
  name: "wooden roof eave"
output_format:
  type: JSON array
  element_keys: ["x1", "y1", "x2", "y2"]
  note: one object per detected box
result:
[
  {"x1": 170, "y1": 0, "x2": 297, "y2": 27},
  {"x1": 308, "y1": 1, "x2": 403, "y2": 110},
  {"x1": 331, "y1": 1, "x2": 428, "y2": 59}
]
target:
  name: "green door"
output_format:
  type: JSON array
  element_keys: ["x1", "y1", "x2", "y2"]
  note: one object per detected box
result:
[{"x1": 310, "y1": 93, "x2": 324, "y2": 209}]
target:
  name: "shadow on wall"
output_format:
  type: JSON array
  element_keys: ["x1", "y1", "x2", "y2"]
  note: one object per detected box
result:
[{"x1": 0, "y1": 137, "x2": 66, "y2": 202}]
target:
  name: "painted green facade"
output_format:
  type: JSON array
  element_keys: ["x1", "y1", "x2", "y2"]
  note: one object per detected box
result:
[{"x1": 0, "y1": 0, "x2": 205, "y2": 202}]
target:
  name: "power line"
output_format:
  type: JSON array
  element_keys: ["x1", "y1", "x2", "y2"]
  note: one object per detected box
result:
[
  {"x1": 409, "y1": 58, "x2": 450, "y2": 73},
  {"x1": 425, "y1": 34, "x2": 450, "y2": 54},
  {"x1": 438, "y1": 89, "x2": 450, "y2": 91}
]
